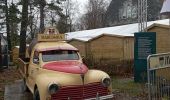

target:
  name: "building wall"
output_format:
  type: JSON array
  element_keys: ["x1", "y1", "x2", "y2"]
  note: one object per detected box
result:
[
  {"x1": 68, "y1": 40, "x2": 87, "y2": 57},
  {"x1": 89, "y1": 35, "x2": 124, "y2": 64},
  {"x1": 12, "y1": 47, "x2": 19, "y2": 63},
  {"x1": 123, "y1": 37, "x2": 134, "y2": 60},
  {"x1": 148, "y1": 26, "x2": 170, "y2": 53},
  {"x1": 12, "y1": 46, "x2": 29, "y2": 63},
  {"x1": 68, "y1": 35, "x2": 134, "y2": 67}
]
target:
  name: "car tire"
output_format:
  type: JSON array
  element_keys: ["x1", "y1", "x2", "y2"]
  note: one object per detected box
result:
[{"x1": 33, "y1": 88, "x2": 40, "y2": 100}]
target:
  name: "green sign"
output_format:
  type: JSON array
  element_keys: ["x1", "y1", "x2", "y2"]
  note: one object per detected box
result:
[{"x1": 134, "y1": 32, "x2": 156, "y2": 82}]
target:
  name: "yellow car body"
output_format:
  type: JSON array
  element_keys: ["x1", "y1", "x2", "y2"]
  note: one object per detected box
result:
[{"x1": 18, "y1": 28, "x2": 113, "y2": 100}]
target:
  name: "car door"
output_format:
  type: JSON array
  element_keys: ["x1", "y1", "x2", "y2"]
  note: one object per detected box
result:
[{"x1": 27, "y1": 50, "x2": 40, "y2": 92}]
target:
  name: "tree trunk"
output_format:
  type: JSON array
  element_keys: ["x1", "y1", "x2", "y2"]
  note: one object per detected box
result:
[
  {"x1": 39, "y1": 0, "x2": 46, "y2": 33},
  {"x1": 30, "y1": 4, "x2": 34, "y2": 39},
  {"x1": 0, "y1": 34, "x2": 2, "y2": 69},
  {"x1": 5, "y1": 0, "x2": 11, "y2": 51},
  {"x1": 19, "y1": 0, "x2": 29, "y2": 59}
]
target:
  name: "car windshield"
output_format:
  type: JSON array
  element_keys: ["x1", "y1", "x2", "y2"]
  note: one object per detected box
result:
[{"x1": 42, "y1": 50, "x2": 79, "y2": 62}]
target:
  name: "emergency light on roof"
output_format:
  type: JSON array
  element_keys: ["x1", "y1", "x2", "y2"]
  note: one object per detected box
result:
[
  {"x1": 37, "y1": 27, "x2": 66, "y2": 42},
  {"x1": 44, "y1": 27, "x2": 60, "y2": 34}
]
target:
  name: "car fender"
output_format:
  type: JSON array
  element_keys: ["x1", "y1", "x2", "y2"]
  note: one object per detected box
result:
[{"x1": 84, "y1": 70, "x2": 112, "y2": 92}]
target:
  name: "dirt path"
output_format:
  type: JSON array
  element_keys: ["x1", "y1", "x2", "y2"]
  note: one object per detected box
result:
[
  {"x1": 4, "y1": 80, "x2": 32, "y2": 100},
  {"x1": 0, "y1": 67, "x2": 21, "y2": 100}
]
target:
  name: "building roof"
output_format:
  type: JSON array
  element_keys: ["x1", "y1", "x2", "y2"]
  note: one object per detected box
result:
[
  {"x1": 66, "y1": 19, "x2": 170, "y2": 42},
  {"x1": 147, "y1": 23, "x2": 170, "y2": 30}
]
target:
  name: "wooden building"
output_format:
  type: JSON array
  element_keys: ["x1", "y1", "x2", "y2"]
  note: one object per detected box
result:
[
  {"x1": 147, "y1": 24, "x2": 170, "y2": 84},
  {"x1": 68, "y1": 33, "x2": 134, "y2": 66},
  {"x1": 88, "y1": 34, "x2": 134, "y2": 64},
  {"x1": 147, "y1": 23, "x2": 170, "y2": 53},
  {"x1": 67, "y1": 19, "x2": 170, "y2": 75},
  {"x1": 68, "y1": 39, "x2": 87, "y2": 58}
]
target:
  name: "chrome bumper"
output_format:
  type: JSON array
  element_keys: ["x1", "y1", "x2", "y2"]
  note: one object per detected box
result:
[{"x1": 84, "y1": 94, "x2": 114, "y2": 100}]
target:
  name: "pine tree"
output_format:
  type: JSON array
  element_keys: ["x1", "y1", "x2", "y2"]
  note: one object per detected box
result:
[
  {"x1": 31, "y1": 0, "x2": 66, "y2": 32},
  {"x1": 46, "y1": 0, "x2": 69, "y2": 33},
  {"x1": 19, "y1": 0, "x2": 29, "y2": 58},
  {"x1": 57, "y1": 16, "x2": 70, "y2": 33},
  {"x1": 8, "y1": 3, "x2": 20, "y2": 47},
  {"x1": 4, "y1": 0, "x2": 11, "y2": 51}
]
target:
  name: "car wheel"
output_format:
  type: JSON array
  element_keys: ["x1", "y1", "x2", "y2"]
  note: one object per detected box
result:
[{"x1": 33, "y1": 88, "x2": 40, "y2": 100}]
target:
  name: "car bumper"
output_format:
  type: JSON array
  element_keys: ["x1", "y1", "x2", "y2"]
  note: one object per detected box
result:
[
  {"x1": 84, "y1": 94, "x2": 114, "y2": 100},
  {"x1": 47, "y1": 94, "x2": 114, "y2": 100}
]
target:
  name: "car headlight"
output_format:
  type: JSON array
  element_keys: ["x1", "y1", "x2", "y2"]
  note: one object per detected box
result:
[
  {"x1": 101, "y1": 77, "x2": 111, "y2": 87},
  {"x1": 48, "y1": 83, "x2": 60, "y2": 94}
]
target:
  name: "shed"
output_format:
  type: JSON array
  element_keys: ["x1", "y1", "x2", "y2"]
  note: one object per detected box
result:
[
  {"x1": 68, "y1": 33, "x2": 134, "y2": 66},
  {"x1": 87, "y1": 34, "x2": 134, "y2": 65},
  {"x1": 68, "y1": 39, "x2": 87, "y2": 58},
  {"x1": 66, "y1": 19, "x2": 170, "y2": 67},
  {"x1": 147, "y1": 24, "x2": 170, "y2": 84},
  {"x1": 147, "y1": 23, "x2": 170, "y2": 53}
]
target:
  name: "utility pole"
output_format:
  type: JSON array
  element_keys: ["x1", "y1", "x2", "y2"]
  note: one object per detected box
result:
[{"x1": 138, "y1": 0, "x2": 148, "y2": 32}]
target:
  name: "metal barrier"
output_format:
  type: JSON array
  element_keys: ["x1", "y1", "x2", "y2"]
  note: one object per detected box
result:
[{"x1": 147, "y1": 53, "x2": 170, "y2": 100}]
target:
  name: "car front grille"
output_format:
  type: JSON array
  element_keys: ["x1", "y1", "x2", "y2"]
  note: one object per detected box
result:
[{"x1": 51, "y1": 82, "x2": 109, "y2": 100}]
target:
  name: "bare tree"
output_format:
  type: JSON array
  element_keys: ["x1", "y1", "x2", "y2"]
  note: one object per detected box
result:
[
  {"x1": 62, "y1": 0, "x2": 79, "y2": 32},
  {"x1": 79, "y1": 0, "x2": 110, "y2": 30},
  {"x1": 33, "y1": 0, "x2": 46, "y2": 32}
]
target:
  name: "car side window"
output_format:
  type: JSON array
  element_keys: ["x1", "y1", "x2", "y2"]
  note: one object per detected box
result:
[{"x1": 33, "y1": 51, "x2": 39, "y2": 64}]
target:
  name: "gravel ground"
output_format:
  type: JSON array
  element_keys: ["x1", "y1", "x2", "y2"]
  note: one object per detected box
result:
[{"x1": 0, "y1": 66, "x2": 22, "y2": 100}]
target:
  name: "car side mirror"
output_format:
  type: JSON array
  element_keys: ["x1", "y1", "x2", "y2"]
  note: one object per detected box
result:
[{"x1": 33, "y1": 58, "x2": 39, "y2": 64}]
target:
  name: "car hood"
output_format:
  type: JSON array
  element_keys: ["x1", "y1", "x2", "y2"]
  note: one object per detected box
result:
[{"x1": 43, "y1": 61, "x2": 88, "y2": 74}]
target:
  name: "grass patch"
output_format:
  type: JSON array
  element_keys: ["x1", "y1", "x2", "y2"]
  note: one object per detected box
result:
[{"x1": 112, "y1": 77, "x2": 147, "y2": 97}]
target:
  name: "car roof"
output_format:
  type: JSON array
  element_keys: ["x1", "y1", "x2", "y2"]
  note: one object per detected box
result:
[{"x1": 34, "y1": 42, "x2": 78, "y2": 52}]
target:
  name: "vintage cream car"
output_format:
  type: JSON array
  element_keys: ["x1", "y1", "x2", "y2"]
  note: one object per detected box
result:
[{"x1": 18, "y1": 27, "x2": 113, "y2": 100}]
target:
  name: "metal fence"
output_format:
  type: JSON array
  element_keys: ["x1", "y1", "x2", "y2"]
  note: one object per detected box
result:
[{"x1": 147, "y1": 53, "x2": 170, "y2": 100}]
